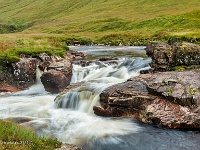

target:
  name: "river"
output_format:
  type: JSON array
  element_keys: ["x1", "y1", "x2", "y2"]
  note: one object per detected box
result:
[{"x1": 0, "y1": 46, "x2": 200, "y2": 150}]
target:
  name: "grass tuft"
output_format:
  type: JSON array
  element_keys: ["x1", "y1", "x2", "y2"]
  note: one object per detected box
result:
[{"x1": 0, "y1": 120, "x2": 62, "y2": 150}]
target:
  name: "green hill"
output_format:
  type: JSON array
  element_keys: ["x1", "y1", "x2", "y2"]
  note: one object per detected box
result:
[{"x1": 0, "y1": 0, "x2": 200, "y2": 43}]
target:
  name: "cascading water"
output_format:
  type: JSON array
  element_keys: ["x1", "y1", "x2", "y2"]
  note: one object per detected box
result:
[
  {"x1": 1, "y1": 46, "x2": 200, "y2": 150},
  {"x1": 14, "y1": 67, "x2": 46, "y2": 95},
  {"x1": 55, "y1": 57, "x2": 151, "y2": 115}
]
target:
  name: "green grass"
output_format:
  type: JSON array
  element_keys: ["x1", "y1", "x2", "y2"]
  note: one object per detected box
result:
[
  {"x1": 0, "y1": 120, "x2": 61, "y2": 150},
  {"x1": 0, "y1": 0, "x2": 199, "y2": 42},
  {"x1": 0, "y1": 37, "x2": 68, "y2": 66}
]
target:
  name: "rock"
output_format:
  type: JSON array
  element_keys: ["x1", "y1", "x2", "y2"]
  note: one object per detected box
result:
[
  {"x1": 77, "y1": 60, "x2": 93, "y2": 67},
  {"x1": 0, "y1": 71, "x2": 5, "y2": 81},
  {"x1": 137, "y1": 70, "x2": 200, "y2": 108},
  {"x1": 55, "y1": 144, "x2": 82, "y2": 150},
  {"x1": 10, "y1": 58, "x2": 38, "y2": 88},
  {"x1": 3, "y1": 117, "x2": 34, "y2": 124},
  {"x1": 145, "y1": 42, "x2": 173, "y2": 71},
  {"x1": 0, "y1": 84, "x2": 23, "y2": 92},
  {"x1": 145, "y1": 42, "x2": 200, "y2": 71},
  {"x1": 0, "y1": 52, "x2": 73, "y2": 93},
  {"x1": 67, "y1": 50, "x2": 86, "y2": 60},
  {"x1": 40, "y1": 70, "x2": 71, "y2": 93},
  {"x1": 47, "y1": 59, "x2": 72, "y2": 73},
  {"x1": 40, "y1": 58, "x2": 72, "y2": 93},
  {"x1": 99, "y1": 57, "x2": 118, "y2": 61},
  {"x1": 0, "y1": 58, "x2": 39, "y2": 91},
  {"x1": 75, "y1": 59, "x2": 118, "y2": 68},
  {"x1": 94, "y1": 70, "x2": 200, "y2": 129},
  {"x1": 173, "y1": 42, "x2": 200, "y2": 66}
]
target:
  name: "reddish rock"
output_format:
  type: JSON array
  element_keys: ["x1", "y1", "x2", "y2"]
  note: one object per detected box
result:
[
  {"x1": 0, "y1": 84, "x2": 24, "y2": 92},
  {"x1": 137, "y1": 70, "x2": 200, "y2": 108},
  {"x1": 40, "y1": 58, "x2": 72, "y2": 93},
  {"x1": 94, "y1": 70, "x2": 200, "y2": 129},
  {"x1": 40, "y1": 70, "x2": 71, "y2": 93}
]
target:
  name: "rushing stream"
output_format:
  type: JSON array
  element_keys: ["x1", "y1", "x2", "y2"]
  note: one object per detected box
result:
[{"x1": 0, "y1": 46, "x2": 200, "y2": 150}]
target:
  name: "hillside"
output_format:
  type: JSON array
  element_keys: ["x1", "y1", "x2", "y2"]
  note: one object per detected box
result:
[{"x1": 0, "y1": 0, "x2": 200, "y2": 42}]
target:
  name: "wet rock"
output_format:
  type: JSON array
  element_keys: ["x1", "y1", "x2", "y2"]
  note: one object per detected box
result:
[
  {"x1": 137, "y1": 70, "x2": 200, "y2": 108},
  {"x1": 94, "y1": 71, "x2": 200, "y2": 129},
  {"x1": 40, "y1": 58, "x2": 72, "y2": 93},
  {"x1": 1, "y1": 60, "x2": 42, "y2": 92},
  {"x1": 0, "y1": 58, "x2": 39, "y2": 91},
  {"x1": 10, "y1": 58, "x2": 38, "y2": 88},
  {"x1": 67, "y1": 50, "x2": 86, "y2": 60},
  {"x1": 0, "y1": 84, "x2": 23, "y2": 92},
  {"x1": 0, "y1": 52, "x2": 73, "y2": 93},
  {"x1": 55, "y1": 144, "x2": 82, "y2": 150},
  {"x1": 54, "y1": 82, "x2": 92, "y2": 108},
  {"x1": 77, "y1": 60, "x2": 92, "y2": 67},
  {"x1": 4, "y1": 117, "x2": 34, "y2": 124},
  {"x1": 47, "y1": 59, "x2": 72, "y2": 72},
  {"x1": 145, "y1": 42, "x2": 200, "y2": 71},
  {"x1": 40, "y1": 70, "x2": 71, "y2": 93},
  {"x1": 76, "y1": 59, "x2": 118, "y2": 68},
  {"x1": 99, "y1": 57, "x2": 118, "y2": 61}
]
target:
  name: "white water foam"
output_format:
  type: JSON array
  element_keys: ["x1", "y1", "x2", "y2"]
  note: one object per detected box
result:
[
  {"x1": 14, "y1": 67, "x2": 46, "y2": 95},
  {"x1": 0, "y1": 52, "x2": 151, "y2": 146},
  {"x1": 56, "y1": 58, "x2": 151, "y2": 114}
]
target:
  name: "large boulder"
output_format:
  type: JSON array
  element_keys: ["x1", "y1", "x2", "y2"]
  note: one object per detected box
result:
[
  {"x1": 40, "y1": 58, "x2": 72, "y2": 93},
  {"x1": 0, "y1": 58, "x2": 39, "y2": 92},
  {"x1": 40, "y1": 70, "x2": 71, "y2": 93},
  {"x1": 145, "y1": 42, "x2": 200, "y2": 71},
  {"x1": 94, "y1": 70, "x2": 200, "y2": 129},
  {"x1": 11, "y1": 58, "x2": 38, "y2": 88}
]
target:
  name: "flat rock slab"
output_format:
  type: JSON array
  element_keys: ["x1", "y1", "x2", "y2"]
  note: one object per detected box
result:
[
  {"x1": 137, "y1": 70, "x2": 200, "y2": 108},
  {"x1": 94, "y1": 70, "x2": 200, "y2": 129}
]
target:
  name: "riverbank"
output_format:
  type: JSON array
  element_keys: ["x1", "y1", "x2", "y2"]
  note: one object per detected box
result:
[
  {"x1": 0, "y1": 120, "x2": 62, "y2": 150},
  {"x1": 94, "y1": 41, "x2": 200, "y2": 129},
  {"x1": 0, "y1": 44, "x2": 200, "y2": 149}
]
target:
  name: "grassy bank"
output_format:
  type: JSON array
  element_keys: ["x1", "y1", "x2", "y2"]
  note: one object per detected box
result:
[
  {"x1": 0, "y1": 120, "x2": 61, "y2": 150},
  {"x1": 0, "y1": 36, "x2": 68, "y2": 66}
]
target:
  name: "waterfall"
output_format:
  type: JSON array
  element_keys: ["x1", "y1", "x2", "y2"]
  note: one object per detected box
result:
[
  {"x1": 14, "y1": 66, "x2": 46, "y2": 95},
  {"x1": 1, "y1": 46, "x2": 200, "y2": 149},
  {"x1": 55, "y1": 58, "x2": 151, "y2": 114}
]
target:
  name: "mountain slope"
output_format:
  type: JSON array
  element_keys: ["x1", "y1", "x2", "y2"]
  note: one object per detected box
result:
[{"x1": 0, "y1": 0, "x2": 200, "y2": 40}]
